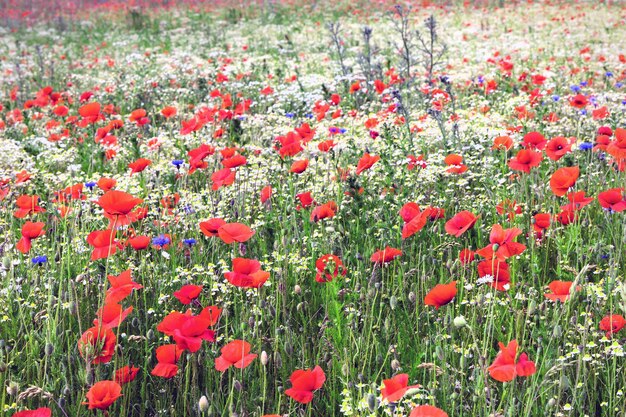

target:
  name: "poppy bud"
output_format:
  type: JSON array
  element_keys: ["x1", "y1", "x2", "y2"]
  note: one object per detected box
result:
[
  {"x1": 294, "y1": 285, "x2": 301, "y2": 294},
  {"x1": 59, "y1": 398, "x2": 66, "y2": 408},
  {"x1": 492, "y1": 243, "x2": 500, "y2": 252},
  {"x1": 45, "y1": 343, "x2": 54, "y2": 356},
  {"x1": 285, "y1": 342, "x2": 293, "y2": 355},
  {"x1": 274, "y1": 352, "x2": 282, "y2": 369},
  {"x1": 233, "y1": 380, "x2": 242, "y2": 392},
  {"x1": 0, "y1": 339, "x2": 4, "y2": 349},
  {"x1": 453, "y1": 316, "x2": 467, "y2": 328},
  {"x1": 7, "y1": 381, "x2": 18, "y2": 396},
  {"x1": 86, "y1": 372, "x2": 94, "y2": 385},
  {"x1": 436, "y1": 346, "x2": 445, "y2": 361},
  {"x1": 527, "y1": 300, "x2": 537, "y2": 315},
  {"x1": 63, "y1": 385, "x2": 71, "y2": 396},
  {"x1": 147, "y1": 329, "x2": 155, "y2": 340},
  {"x1": 391, "y1": 359, "x2": 400, "y2": 371},
  {"x1": 132, "y1": 317, "x2": 140, "y2": 327},
  {"x1": 199, "y1": 395, "x2": 209, "y2": 413},
  {"x1": 367, "y1": 393, "x2": 377, "y2": 412},
  {"x1": 342, "y1": 363, "x2": 349, "y2": 376},
  {"x1": 0, "y1": 362, "x2": 6, "y2": 373},
  {"x1": 389, "y1": 295, "x2": 398, "y2": 310},
  {"x1": 547, "y1": 398, "x2": 556, "y2": 408},
  {"x1": 260, "y1": 351, "x2": 269, "y2": 366},
  {"x1": 552, "y1": 324, "x2": 562, "y2": 338}
]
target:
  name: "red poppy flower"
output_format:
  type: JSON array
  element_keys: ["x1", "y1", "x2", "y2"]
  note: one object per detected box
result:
[
  {"x1": 12, "y1": 408, "x2": 52, "y2": 417},
  {"x1": 569, "y1": 93, "x2": 588, "y2": 108},
  {"x1": 285, "y1": 366, "x2": 326, "y2": 404},
  {"x1": 16, "y1": 221, "x2": 45, "y2": 254},
  {"x1": 598, "y1": 188, "x2": 626, "y2": 212},
  {"x1": 260, "y1": 186, "x2": 272, "y2": 203},
  {"x1": 556, "y1": 208, "x2": 577, "y2": 225},
  {"x1": 128, "y1": 235, "x2": 150, "y2": 251},
  {"x1": 545, "y1": 280, "x2": 580, "y2": 302},
  {"x1": 477, "y1": 260, "x2": 510, "y2": 291},
  {"x1": 409, "y1": 405, "x2": 448, "y2": 417},
  {"x1": 94, "y1": 302, "x2": 133, "y2": 329},
  {"x1": 545, "y1": 136, "x2": 572, "y2": 161},
  {"x1": 105, "y1": 269, "x2": 143, "y2": 304},
  {"x1": 224, "y1": 258, "x2": 270, "y2": 288},
  {"x1": 290, "y1": 159, "x2": 309, "y2": 174},
  {"x1": 549, "y1": 166, "x2": 579, "y2": 197},
  {"x1": 114, "y1": 365, "x2": 139, "y2": 385},
  {"x1": 444, "y1": 154, "x2": 468, "y2": 174},
  {"x1": 459, "y1": 248, "x2": 476, "y2": 265},
  {"x1": 96, "y1": 190, "x2": 144, "y2": 228},
  {"x1": 217, "y1": 222, "x2": 255, "y2": 244},
  {"x1": 491, "y1": 135, "x2": 513, "y2": 151},
  {"x1": 370, "y1": 246, "x2": 402, "y2": 263},
  {"x1": 400, "y1": 203, "x2": 432, "y2": 239},
  {"x1": 173, "y1": 284, "x2": 203, "y2": 305},
  {"x1": 83, "y1": 380, "x2": 122, "y2": 410},
  {"x1": 424, "y1": 281, "x2": 457, "y2": 309},
  {"x1": 151, "y1": 344, "x2": 183, "y2": 378},
  {"x1": 199, "y1": 305, "x2": 222, "y2": 326},
  {"x1": 599, "y1": 314, "x2": 626, "y2": 338},
  {"x1": 215, "y1": 340, "x2": 257, "y2": 372},
  {"x1": 496, "y1": 199, "x2": 522, "y2": 221},
  {"x1": 172, "y1": 316, "x2": 215, "y2": 352},
  {"x1": 199, "y1": 218, "x2": 227, "y2": 237},
  {"x1": 521, "y1": 131, "x2": 547, "y2": 150},
  {"x1": 128, "y1": 158, "x2": 152, "y2": 175},
  {"x1": 79, "y1": 102, "x2": 102, "y2": 122},
  {"x1": 380, "y1": 373, "x2": 421, "y2": 403},
  {"x1": 97, "y1": 177, "x2": 117, "y2": 191},
  {"x1": 561, "y1": 191, "x2": 593, "y2": 211},
  {"x1": 606, "y1": 128, "x2": 626, "y2": 160},
  {"x1": 444, "y1": 211, "x2": 478, "y2": 237},
  {"x1": 211, "y1": 168, "x2": 237, "y2": 190},
  {"x1": 222, "y1": 154, "x2": 247, "y2": 168},
  {"x1": 296, "y1": 192, "x2": 314, "y2": 210},
  {"x1": 14, "y1": 195, "x2": 46, "y2": 218},
  {"x1": 476, "y1": 224, "x2": 526, "y2": 261},
  {"x1": 87, "y1": 229, "x2": 121, "y2": 260},
  {"x1": 310, "y1": 201, "x2": 337, "y2": 222},
  {"x1": 161, "y1": 106, "x2": 177, "y2": 118},
  {"x1": 277, "y1": 131, "x2": 303, "y2": 158},
  {"x1": 508, "y1": 149, "x2": 542, "y2": 173},
  {"x1": 78, "y1": 326, "x2": 117, "y2": 364},
  {"x1": 356, "y1": 153, "x2": 380, "y2": 175},
  {"x1": 488, "y1": 340, "x2": 536, "y2": 382},
  {"x1": 318, "y1": 140, "x2": 336, "y2": 152},
  {"x1": 315, "y1": 254, "x2": 347, "y2": 283},
  {"x1": 532, "y1": 213, "x2": 551, "y2": 235}
]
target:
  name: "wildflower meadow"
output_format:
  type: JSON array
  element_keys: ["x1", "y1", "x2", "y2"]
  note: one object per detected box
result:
[{"x1": 1, "y1": 1, "x2": 626, "y2": 416}]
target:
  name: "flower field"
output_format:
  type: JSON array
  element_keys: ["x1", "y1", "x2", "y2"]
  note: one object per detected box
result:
[{"x1": 1, "y1": 1, "x2": 626, "y2": 416}]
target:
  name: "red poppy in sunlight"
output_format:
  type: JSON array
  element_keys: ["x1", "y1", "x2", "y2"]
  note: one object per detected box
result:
[
  {"x1": 13, "y1": 408, "x2": 52, "y2": 417},
  {"x1": 545, "y1": 136, "x2": 572, "y2": 161},
  {"x1": 444, "y1": 154, "x2": 467, "y2": 174},
  {"x1": 105, "y1": 269, "x2": 142, "y2": 304},
  {"x1": 200, "y1": 218, "x2": 227, "y2": 237},
  {"x1": 224, "y1": 258, "x2": 270, "y2": 288},
  {"x1": 569, "y1": 93, "x2": 588, "y2": 108},
  {"x1": 459, "y1": 248, "x2": 476, "y2": 265},
  {"x1": 211, "y1": 168, "x2": 237, "y2": 190},
  {"x1": 14, "y1": 195, "x2": 46, "y2": 218},
  {"x1": 477, "y1": 260, "x2": 510, "y2": 291},
  {"x1": 545, "y1": 280, "x2": 580, "y2": 302},
  {"x1": 222, "y1": 154, "x2": 247, "y2": 169},
  {"x1": 217, "y1": 222, "x2": 255, "y2": 244},
  {"x1": 598, "y1": 188, "x2": 626, "y2": 212},
  {"x1": 199, "y1": 305, "x2": 222, "y2": 326},
  {"x1": 491, "y1": 135, "x2": 513, "y2": 151},
  {"x1": 128, "y1": 158, "x2": 152, "y2": 175},
  {"x1": 424, "y1": 281, "x2": 457, "y2": 309},
  {"x1": 78, "y1": 326, "x2": 116, "y2": 364},
  {"x1": 521, "y1": 131, "x2": 547, "y2": 150},
  {"x1": 16, "y1": 221, "x2": 45, "y2": 254},
  {"x1": 215, "y1": 340, "x2": 257, "y2": 372},
  {"x1": 87, "y1": 229, "x2": 121, "y2": 260},
  {"x1": 496, "y1": 199, "x2": 522, "y2": 221},
  {"x1": 549, "y1": 166, "x2": 579, "y2": 197},
  {"x1": 532, "y1": 213, "x2": 551, "y2": 236},
  {"x1": 290, "y1": 159, "x2": 309, "y2": 174},
  {"x1": 96, "y1": 190, "x2": 144, "y2": 228},
  {"x1": 599, "y1": 314, "x2": 626, "y2": 338},
  {"x1": 310, "y1": 201, "x2": 337, "y2": 222},
  {"x1": 260, "y1": 186, "x2": 272, "y2": 203},
  {"x1": 83, "y1": 380, "x2": 122, "y2": 410},
  {"x1": 370, "y1": 246, "x2": 402, "y2": 264},
  {"x1": 562, "y1": 191, "x2": 593, "y2": 212},
  {"x1": 151, "y1": 344, "x2": 183, "y2": 378},
  {"x1": 400, "y1": 203, "x2": 432, "y2": 239},
  {"x1": 173, "y1": 284, "x2": 203, "y2": 305},
  {"x1": 128, "y1": 235, "x2": 150, "y2": 251},
  {"x1": 476, "y1": 224, "x2": 526, "y2": 261},
  {"x1": 409, "y1": 405, "x2": 448, "y2": 417},
  {"x1": 114, "y1": 366, "x2": 139, "y2": 385},
  {"x1": 97, "y1": 177, "x2": 117, "y2": 192},
  {"x1": 356, "y1": 153, "x2": 380, "y2": 175},
  {"x1": 444, "y1": 211, "x2": 478, "y2": 237},
  {"x1": 161, "y1": 106, "x2": 177, "y2": 118},
  {"x1": 318, "y1": 140, "x2": 336, "y2": 152},
  {"x1": 315, "y1": 254, "x2": 347, "y2": 283},
  {"x1": 380, "y1": 373, "x2": 420, "y2": 403},
  {"x1": 606, "y1": 128, "x2": 626, "y2": 160},
  {"x1": 407, "y1": 154, "x2": 427, "y2": 170},
  {"x1": 488, "y1": 340, "x2": 536, "y2": 382},
  {"x1": 94, "y1": 302, "x2": 133, "y2": 329},
  {"x1": 285, "y1": 366, "x2": 326, "y2": 404},
  {"x1": 508, "y1": 149, "x2": 542, "y2": 173},
  {"x1": 79, "y1": 102, "x2": 102, "y2": 122},
  {"x1": 297, "y1": 192, "x2": 315, "y2": 210},
  {"x1": 172, "y1": 315, "x2": 215, "y2": 352}
]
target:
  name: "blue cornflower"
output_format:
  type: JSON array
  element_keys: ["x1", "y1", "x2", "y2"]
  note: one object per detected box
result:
[
  {"x1": 183, "y1": 205, "x2": 195, "y2": 214},
  {"x1": 152, "y1": 235, "x2": 170, "y2": 247},
  {"x1": 579, "y1": 109, "x2": 587, "y2": 116},
  {"x1": 339, "y1": 128, "x2": 347, "y2": 134},
  {"x1": 172, "y1": 159, "x2": 184, "y2": 168},
  {"x1": 579, "y1": 142, "x2": 593, "y2": 151},
  {"x1": 305, "y1": 113, "x2": 313, "y2": 119},
  {"x1": 552, "y1": 95, "x2": 560, "y2": 102},
  {"x1": 616, "y1": 82, "x2": 623, "y2": 89},
  {"x1": 183, "y1": 238, "x2": 197, "y2": 246},
  {"x1": 477, "y1": 76, "x2": 485, "y2": 84},
  {"x1": 570, "y1": 85, "x2": 581, "y2": 93},
  {"x1": 580, "y1": 81, "x2": 587, "y2": 87},
  {"x1": 85, "y1": 181, "x2": 97, "y2": 190},
  {"x1": 285, "y1": 112, "x2": 295, "y2": 118},
  {"x1": 606, "y1": 71, "x2": 613, "y2": 77},
  {"x1": 32, "y1": 255, "x2": 48, "y2": 265},
  {"x1": 329, "y1": 127, "x2": 339, "y2": 134}
]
